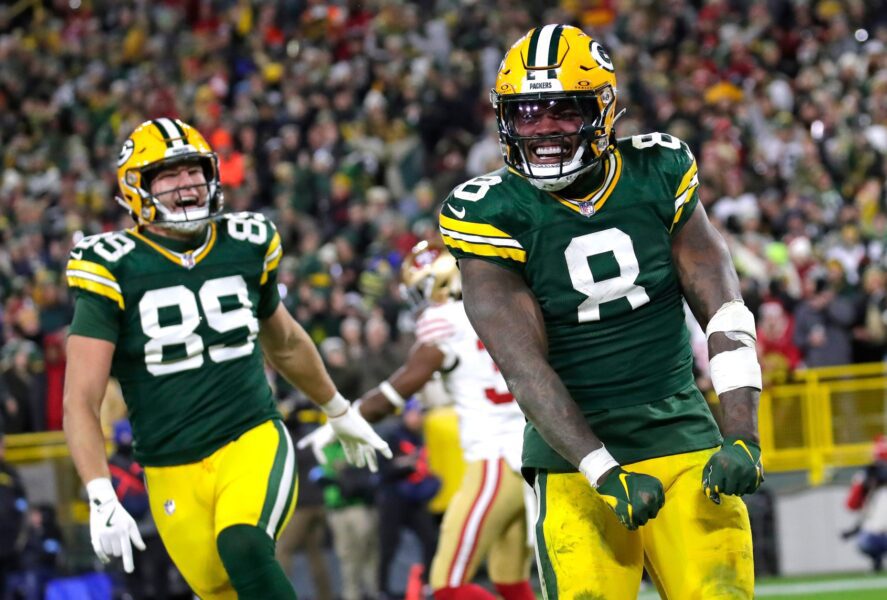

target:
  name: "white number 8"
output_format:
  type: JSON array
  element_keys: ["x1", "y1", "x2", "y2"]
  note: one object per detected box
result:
[{"x1": 453, "y1": 175, "x2": 503, "y2": 202}]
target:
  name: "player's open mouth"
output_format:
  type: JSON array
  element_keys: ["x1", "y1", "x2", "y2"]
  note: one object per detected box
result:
[
  {"x1": 175, "y1": 196, "x2": 204, "y2": 212},
  {"x1": 528, "y1": 143, "x2": 574, "y2": 164}
]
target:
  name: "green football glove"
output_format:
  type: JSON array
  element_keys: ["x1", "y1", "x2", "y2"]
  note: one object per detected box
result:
[
  {"x1": 702, "y1": 436, "x2": 764, "y2": 504},
  {"x1": 596, "y1": 467, "x2": 665, "y2": 530}
]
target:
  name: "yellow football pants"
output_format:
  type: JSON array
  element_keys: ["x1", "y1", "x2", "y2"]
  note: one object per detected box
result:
[
  {"x1": 534, "y1": 447, "x2": 754, "y2": 600},
  {"x1": 144, "y1": 419, "x2": 298, "y2": 599}
]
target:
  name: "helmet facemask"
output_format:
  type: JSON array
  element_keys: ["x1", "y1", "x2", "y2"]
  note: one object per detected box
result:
[
  {"x1": 118, "y1": 153, "x2": 224, "y2": 235},
  {"x1": 493, "y1": 85, "x2": 617, "y2": 192}
]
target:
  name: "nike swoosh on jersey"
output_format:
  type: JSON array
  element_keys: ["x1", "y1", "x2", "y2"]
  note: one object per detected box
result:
[
  {"x1": 447, "y1": 203, "x2": 466, "y2": 219},
  {"x1": 70, "y1": 250, "x2": 83, "y2": 259}
]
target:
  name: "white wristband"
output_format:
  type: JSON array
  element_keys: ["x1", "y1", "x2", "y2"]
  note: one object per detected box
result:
[
  {"x1": 578, "y1": 445, "x2": 620, "y2": 489},
  {"x1": 320, "y1": 392, "x2": 349, "y2": 418},
  {"x1": 86, "y1": 477, "x2": 116, "y2": 504},
  {"x1": 378, "y1": 381, "x2": 405, "y2": 409}
]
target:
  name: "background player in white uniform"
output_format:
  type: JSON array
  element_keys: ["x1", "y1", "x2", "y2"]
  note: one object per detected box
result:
[{"x1": 300, "y1": 241, "x2": 535, "y2": 600}]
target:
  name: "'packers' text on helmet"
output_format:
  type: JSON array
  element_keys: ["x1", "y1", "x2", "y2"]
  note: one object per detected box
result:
[
  {"x1": 491, "y1": 24, "x2": 619, "y2": 191},
  {"x1": 400, "y1": 240, "x2": 462, "y2": 308},
  {"x1": 116, "y1": 118, "x2": 223, "y2": 233}
]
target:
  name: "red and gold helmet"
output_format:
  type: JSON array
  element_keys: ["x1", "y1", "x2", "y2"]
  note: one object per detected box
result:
[
  {"x1": 491, "y1": 24, "x2": 619, "y2": 191},
  {"x1": 116, "y1": 118, "x2": 223, "y2": 232},
  {"x1": 400, "y1": 240, "x2": 461, "y2": 307}
]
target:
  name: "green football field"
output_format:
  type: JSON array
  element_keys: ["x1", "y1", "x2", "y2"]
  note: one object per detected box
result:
[{"x1": 535, "y1": 573, "x2": 887, "y2": 599}]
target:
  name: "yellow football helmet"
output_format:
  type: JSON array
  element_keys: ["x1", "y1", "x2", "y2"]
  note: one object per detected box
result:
[
  {"x1": 400, "y1": 240, "x2": 461, "y2": 307},
  {"x1": 491, "y1": 24, "x2": 619, "y2": 191},
  {"x1": 116, "y1": 118, "x2": 223, "y2": 232}
]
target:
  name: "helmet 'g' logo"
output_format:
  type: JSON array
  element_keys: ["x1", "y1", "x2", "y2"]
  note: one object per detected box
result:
[
  {"x1": 117, "y1": 139, "x2": 135, "y2": 167},
  {"x1": 590, "y1": 41, "x2": 614, "y2": 72}
]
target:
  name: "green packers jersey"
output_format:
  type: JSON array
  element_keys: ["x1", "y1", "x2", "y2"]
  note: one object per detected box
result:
[
  {"x1": 67, "y1": 212, "x2": 284, "y2": 466},
  {"x1": 440, "y1": 133, "x2": 721, "y2": 470}
]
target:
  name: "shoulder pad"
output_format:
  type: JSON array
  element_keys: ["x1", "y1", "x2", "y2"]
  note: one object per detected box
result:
[
  {"x1": 220, "y1": 213, "x2": 282, "y2": 283},
  {"x1": 440, "y1": 169, "x2": 527, "y2": 267},
  {"x1": 620, "y1": 133, "x2": 699, "y2": 233},
  {"x1": 66, "y1": 231, "x2": 135, "y2": 310}
]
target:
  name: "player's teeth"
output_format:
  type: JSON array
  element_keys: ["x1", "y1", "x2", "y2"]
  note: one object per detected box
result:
[{"x1": 536, "y1": 146, "x2": 566, "y2": 156}]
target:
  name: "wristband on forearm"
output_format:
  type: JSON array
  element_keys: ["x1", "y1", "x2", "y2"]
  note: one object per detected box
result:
[{"x1": 578, "y1": 445, "x2": 620, "y2": 489}]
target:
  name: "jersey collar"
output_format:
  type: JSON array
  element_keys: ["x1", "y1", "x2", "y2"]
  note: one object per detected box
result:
[
  {"x1": 547, "y1": 149, "x2": 623, "y2": 217},
  {"x1": 127, "y1": 222, "x2": 217, "y2": 269}
]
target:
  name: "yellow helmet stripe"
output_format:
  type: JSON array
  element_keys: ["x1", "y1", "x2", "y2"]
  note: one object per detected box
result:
[
  {"x1": 152, "y1": 118, "x2": 187, "y2": 149},
  {"x1": 528, "y1": 24, "x2": 563, "y2": 74}
]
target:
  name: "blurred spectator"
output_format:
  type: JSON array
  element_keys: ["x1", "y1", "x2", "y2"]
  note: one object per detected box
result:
[
  {"x1": 845, "y1": 435, "x2": 887, "y2": 572},
  {"x1": 793, "y1": 263, "x2": 859, "y2": 367},
  {"x1": 278, "y1": 404, "x2": 335, "y2": 600},
  {"x1": 361, "y1": 316, "x2": 404, "y2": 392},
  {"x1": 0, "y1": 420, "x2": 28, "y2": 590},
  {"x1": 853, "y1": 265, "x2": 887, "y2": 363},
  {"x1": 757, "y1": 301, "x2": 801, "y2": 385},
  {"x1": 377, "y1": 401, "x2": 440, "y2": 599},
  {"x1": 1, "y1": 340, "x2": 44, "y2": 433},
  {"x1": 319, "y1": 336, "x2": 363, "y2": 400},
  {"x1": 312, "y1": 442, "x2": 379, "y2": 600}
]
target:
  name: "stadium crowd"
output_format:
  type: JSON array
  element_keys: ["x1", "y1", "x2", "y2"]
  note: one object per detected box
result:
[{"x1": 0, "y1": 0, "x2": 886, "y2": 594}]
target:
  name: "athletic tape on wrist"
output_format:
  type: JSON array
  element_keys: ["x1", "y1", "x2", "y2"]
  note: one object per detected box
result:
[
  {"x1": 709, "y1": 346, "x2": 763, "y2": 395},
  {"x1": 579, "y1": 445, "x2": 620, "y2": 489}
]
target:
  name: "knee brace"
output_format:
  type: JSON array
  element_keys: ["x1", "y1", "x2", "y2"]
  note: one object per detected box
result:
[{"x1": 217, "y1": 524, "x2": 296, "y2": 599}]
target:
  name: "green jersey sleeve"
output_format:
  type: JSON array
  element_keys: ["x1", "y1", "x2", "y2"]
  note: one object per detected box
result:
[
  {"x1": 620, "y1": 133, "x2": 700, "y2": 236},
  {"x1": 438, "y1": 171, "x2": 528, "y2": 273},
  {"x1": 258, "y1": 218, "x2": 282, "y2": 319},
  {"x1": 69, "y1": 292, "x2": 120, "y2": 343}
]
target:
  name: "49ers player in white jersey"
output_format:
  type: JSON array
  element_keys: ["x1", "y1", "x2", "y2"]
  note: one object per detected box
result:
[{"x1": 299, "y1": 241, "x2": 535, "y2": 600}]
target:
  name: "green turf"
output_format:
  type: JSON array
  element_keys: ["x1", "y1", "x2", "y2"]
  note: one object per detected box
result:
[{"x1": 535, "y1": 573, "x2": 887, "y2": 599}]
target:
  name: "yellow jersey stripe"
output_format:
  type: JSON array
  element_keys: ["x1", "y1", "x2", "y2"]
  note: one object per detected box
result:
[
  {"x1": 439, "y1": 214, "x2": 513, "y2": 239},
  {"x1": 265, "y1": 231, "x2": 281, "y2": 260},
  {"x1": 670, "y1": 183, "x2": 698, "y2": 233},
  {"x1": 260, "y1": 239, "x2": 283, "y2": 285},
  {"x1": 550, "y1": 150, "x2": 623, "y2": 215},
  {"x1": 192, "y1": 222, "x2": 217, "y2": 263},
  {"x1": 66, "y1": 259, "x2": 117, "y2": 283},
  {"x1": 675, "y1": 160, "x2": 698, "y2": 198},
  {"x1": 442, "y1": 234, "x2": 527, "y2": 263},
  {"x1": 67, "y1": 276, "x2": 124, "y2": 309}
]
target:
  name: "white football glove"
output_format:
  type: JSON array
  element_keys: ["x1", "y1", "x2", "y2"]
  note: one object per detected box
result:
[
  {"x1": 315, "y1": 395, "x2": 392, "y2": 472},
  {"x1": 296, "y1": 423, "x2": 337, "y2": 466},
  {"x1": 87, "y1": 478, "x2": 146, "y2": 573}
]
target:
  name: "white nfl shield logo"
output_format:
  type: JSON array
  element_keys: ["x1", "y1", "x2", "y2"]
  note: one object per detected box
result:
[
  {"x1": 164, "y1": 499, "x2": 176, "y2": 515},
  {"x1": 579, "y1": 202, "x2": 595, "y2": 217}
]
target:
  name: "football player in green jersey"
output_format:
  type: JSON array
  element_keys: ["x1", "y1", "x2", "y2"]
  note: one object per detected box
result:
[
  {"x1": 63, "y1": 119, "x2": 391, "y2": 599},
  {"x1": 440, "y1": 25, "x2": 763, "y2": 599}
]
